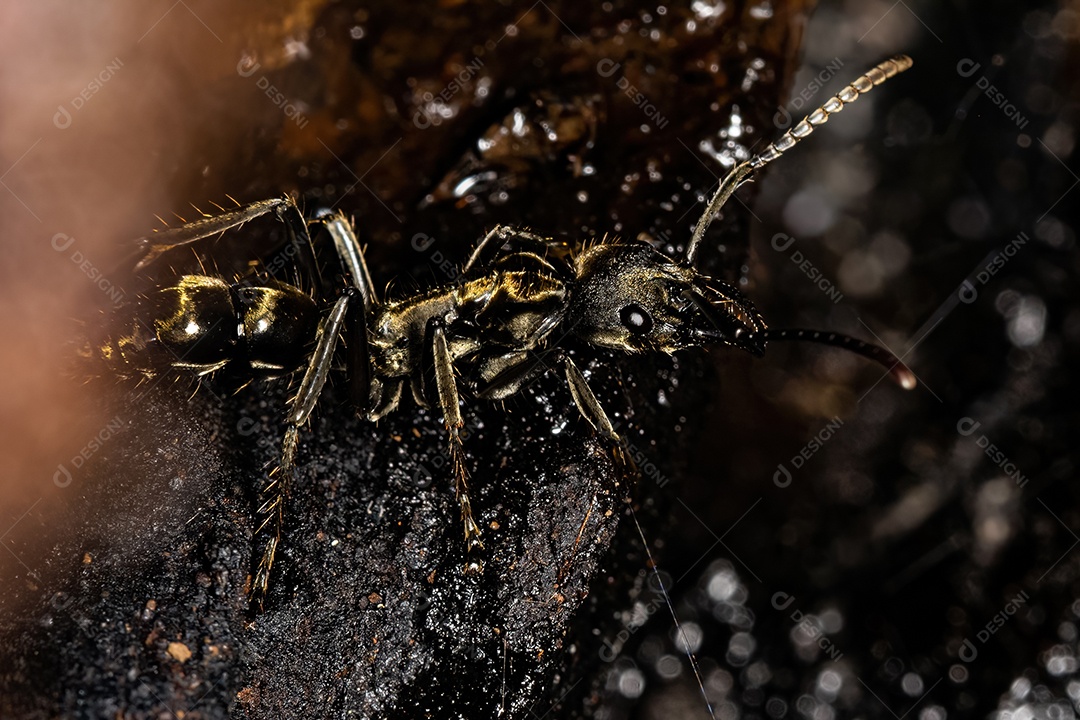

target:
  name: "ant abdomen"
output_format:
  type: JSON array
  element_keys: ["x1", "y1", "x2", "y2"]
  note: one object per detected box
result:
[
  {"x1": 104, "y1": 275, "x2": 319, "y2": 379},
  {"x1": 233, "y1": 282, "x2": 319, "y2": 375},
  {"x1": 139, "y1": 276, "x2": 237, "y2": 370}
]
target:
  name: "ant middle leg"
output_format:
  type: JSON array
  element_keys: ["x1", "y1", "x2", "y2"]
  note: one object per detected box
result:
[
  {"x1": 309, "y1": 208, "x2": 382, "y2": 411},
  {"x1": 424, "y1": 318, "x2": 485, "y2": 566},
  {"x1": 462, "y1": 225, "x2": 572, "y2": 276},
  {"x1": 311, "y1": 209, "x2": 379, "y2": 308}
]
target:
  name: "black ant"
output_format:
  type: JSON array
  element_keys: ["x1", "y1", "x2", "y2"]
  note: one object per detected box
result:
[{"x1": 98, "y1": 56, "x2": 915, "y2": 620}]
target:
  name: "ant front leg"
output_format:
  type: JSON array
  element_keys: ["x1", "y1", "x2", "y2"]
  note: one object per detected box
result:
[
  {"x1": 474, "y1": 349, "x2": 633, "y2": 595},
  {"x1": 560, "y1": 354, "x2": 638, "y2": 480},
  {"x1": 474, "y1": 349, "x2": 630, "y2": 474}
]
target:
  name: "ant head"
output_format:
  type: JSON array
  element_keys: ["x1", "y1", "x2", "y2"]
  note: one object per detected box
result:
[
  {"x1": 565, "y1": 56, "x2": 918, "y2": 384},
  {"x1": 568, "y1": 241, "x2": 766, "y2": 355}
]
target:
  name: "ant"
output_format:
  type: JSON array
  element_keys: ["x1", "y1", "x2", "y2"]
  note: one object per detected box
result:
[{"x1": 99, "y1": 56, "x2": 916, "y2": 617}]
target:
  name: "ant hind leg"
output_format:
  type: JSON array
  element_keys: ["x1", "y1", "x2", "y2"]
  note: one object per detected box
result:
[
  {"x1": 252, "y1": 208, "x2": 381, "y2": 608},
  {"x1": 134, "y1": 195, "x2": 296, "y2": 271}
]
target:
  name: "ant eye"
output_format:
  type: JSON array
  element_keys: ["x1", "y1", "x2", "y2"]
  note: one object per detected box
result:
[{"x1": 620, "y1": 304, "x2": 653, "y2": 334}]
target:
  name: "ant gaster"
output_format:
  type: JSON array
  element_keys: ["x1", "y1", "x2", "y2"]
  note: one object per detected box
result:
[{"x1": 101, "y1": 56, "x2": 916, "y2": 607}]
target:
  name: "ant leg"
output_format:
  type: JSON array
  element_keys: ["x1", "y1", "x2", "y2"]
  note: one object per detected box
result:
[
  {"x1": 473, "y1": 349, "x2": 559, "y2": 400},
  {"x1": 271, "y1": 198, "x2": 322, "y2": 293},
  {"x1": 312, "y1": 209, "x2": 379, "y2": 306},
  {"x1": 312, "y1": 210, "x2": 380, "y2": 410},
  {"x1": 252, "y1": 289, "x2": 355, "y2": 607},
  {"x1": 560, "y1": 355, "x2": 624, "y2": 451},
  {"x1": 426, "y1": 318, "x2": 484, "y2": 563},
  {"x1": 475, "y1": 349, "x2": 631, "y2": 597},
  {"x1": 474, "y1": 349, "x2": 627, "y2": 465},
  {"x1": 464, "y1": 225, "x2": 517, "y2": 275},
  {"x1": 134, "y1": 195, "x2": 295, "y2": 271},
  {"x1": 463, "y1": 225, "x2": 568, "y2": 276}
]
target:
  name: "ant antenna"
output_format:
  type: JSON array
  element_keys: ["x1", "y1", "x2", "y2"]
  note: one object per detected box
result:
[
  {"x1": 626, "y1": 500, "x2": 717, "y2": 720},
  {"x1": 682, "y1": 289, "x2": 918, "y2": 389},
  {"x1": 753, "y1": 328, "x2": 917, "y2": 389},
  {"x1": 685, "y1": 55, "x2": 914, "y2": 267}
]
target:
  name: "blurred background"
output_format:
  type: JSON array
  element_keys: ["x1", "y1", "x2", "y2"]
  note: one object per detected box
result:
[
  {"x1": 677, "y1": 1, "x2": 1080, "y2": 719},
  {"x1": 0, "y1": 0, "x2": 1077, "y2": 718}
]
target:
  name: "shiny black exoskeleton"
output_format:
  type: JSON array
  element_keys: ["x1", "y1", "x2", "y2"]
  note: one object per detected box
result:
[{"x1": 105, "y1": 275, "x2": 317, "y2": 378}]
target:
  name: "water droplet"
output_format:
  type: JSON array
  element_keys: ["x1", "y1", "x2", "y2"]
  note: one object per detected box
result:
[
  {"x1": 818, "y1": 669, "x2": 842, "y2": 694},
  {"x1": 673, "y1": 622, "x2": 703, "y2": 653},
  {"x1": 901, "y1": 672, "x2": 924, "y2": 696},
  {"x1": 617, "y1": 666, "x2": 646, "y2": 698}
]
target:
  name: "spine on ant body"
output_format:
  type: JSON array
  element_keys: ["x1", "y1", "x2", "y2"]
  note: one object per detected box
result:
[{"x1": 96, "y1": 275, "x2": 320, "y2": 380}]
